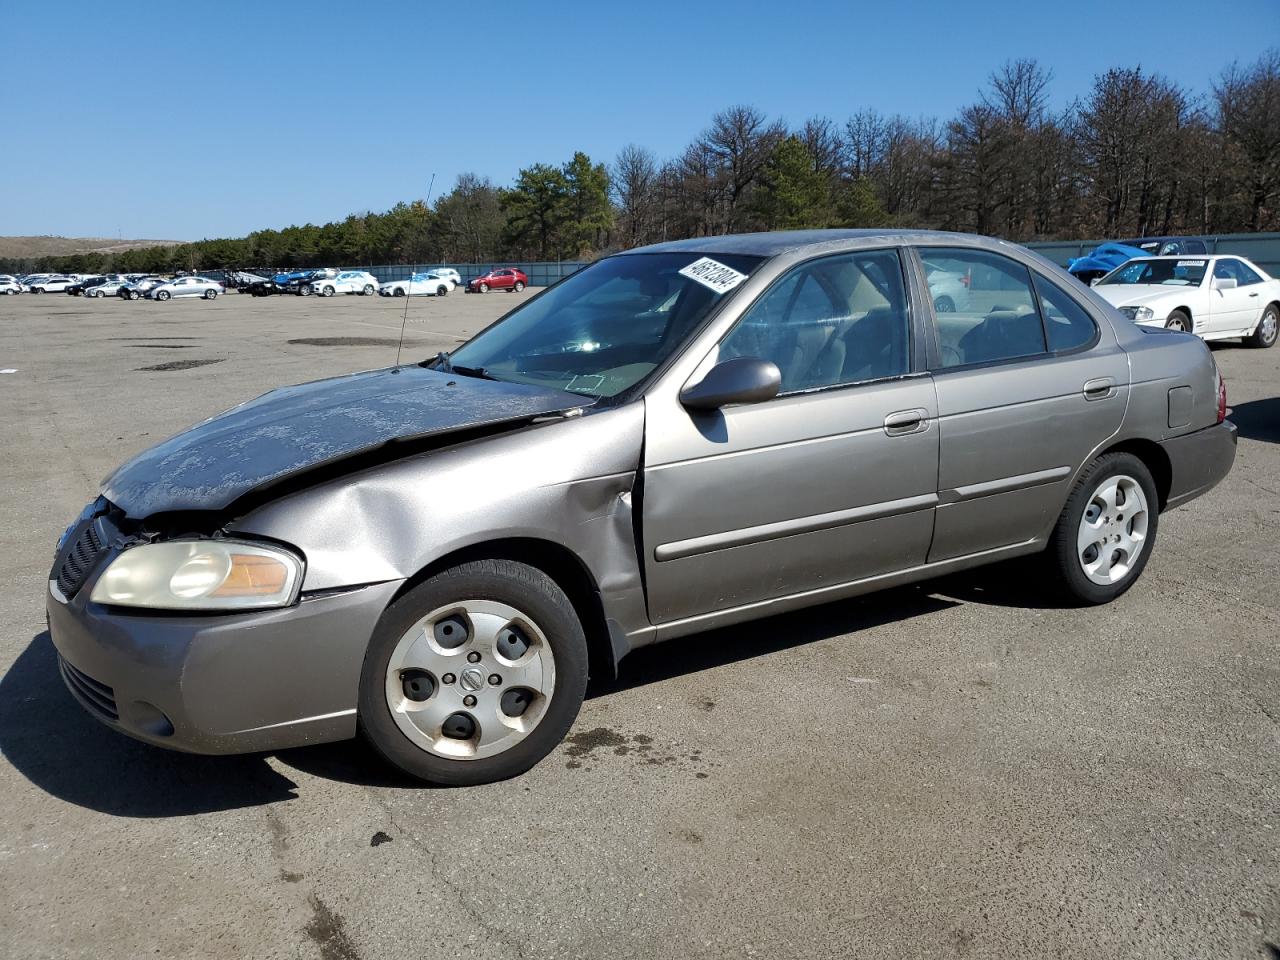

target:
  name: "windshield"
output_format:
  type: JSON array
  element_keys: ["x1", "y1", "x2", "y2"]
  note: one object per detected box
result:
[
  {"x1": 446, "y1": 251, "x2": 763, "y2": 398},
  {"x1": 1099, "y1": 259, "x2": 1207, "y2": 287}
]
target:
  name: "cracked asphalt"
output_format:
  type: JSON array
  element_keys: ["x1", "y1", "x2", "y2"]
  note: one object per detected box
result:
[{"x1": 0, "y1": 290, "x2": 1277, "y2": 959}]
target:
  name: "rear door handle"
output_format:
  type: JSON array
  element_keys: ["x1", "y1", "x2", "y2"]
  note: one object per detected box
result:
[
  {"x1": 883, "y1": 408, "x2": 927, "y2": 436},
  {"x1": 1083, "y1": 377, "x2": 1116, "y2": 401}
]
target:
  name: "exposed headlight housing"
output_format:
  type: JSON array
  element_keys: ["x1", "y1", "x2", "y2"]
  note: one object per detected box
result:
[{"x1": 90, "y1": 540, "x2": 303, "y2": 611}]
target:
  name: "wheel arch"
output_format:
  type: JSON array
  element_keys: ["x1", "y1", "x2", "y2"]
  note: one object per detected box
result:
[
  {"x1": 387, "y1": 537, "x2": 618, "y2": 681},
  {"x1": 1097, "y1": 437, "x2": 1172, "y2": 510}
]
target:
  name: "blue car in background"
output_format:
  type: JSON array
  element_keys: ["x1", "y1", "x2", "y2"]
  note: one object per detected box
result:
[{"x1": 1068, "y1": 242, "x2": 1150, "y2": 284}]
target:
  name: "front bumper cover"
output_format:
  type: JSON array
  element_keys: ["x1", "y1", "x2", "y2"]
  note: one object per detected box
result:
[{"x1": 48, "y1": 575, "x2": 402, "y2": 755}]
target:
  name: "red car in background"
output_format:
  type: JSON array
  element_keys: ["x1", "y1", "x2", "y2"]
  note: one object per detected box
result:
[{"x1": 466, "y1": 267, "x2": 528, "y2": 293}]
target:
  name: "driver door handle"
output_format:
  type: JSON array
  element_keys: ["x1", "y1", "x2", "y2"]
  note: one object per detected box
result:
[
  {"x1": 1083, "y1": 377, "x2": 1116, "y2": 401},
  {"x1": 883, "y1": 409, "x2": 928, "y2": 436}
]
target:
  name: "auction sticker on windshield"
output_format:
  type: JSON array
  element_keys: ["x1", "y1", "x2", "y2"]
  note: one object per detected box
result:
[
  {"x1": 1177, "y1": 260, "x2": 1207, "y2": 267},
  {"x1": 679, "y1": 257, "x2": 748, "y2": 294}
]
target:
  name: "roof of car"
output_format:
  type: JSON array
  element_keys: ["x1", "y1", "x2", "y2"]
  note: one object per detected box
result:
[{"x1": 620, "y1": 228, "x2": 1018, "y2": 258}]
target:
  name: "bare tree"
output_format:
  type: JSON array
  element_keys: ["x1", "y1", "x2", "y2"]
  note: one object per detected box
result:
[
  {"x1": 611, "y1": 144, "x2": 659, "y2": 249},
  {"x1": 700, "y1": 105, "x2": 787, "y2": 232},
  {"x1": 1215, "y1": 50, "x2": 1280, "y2": 231}
]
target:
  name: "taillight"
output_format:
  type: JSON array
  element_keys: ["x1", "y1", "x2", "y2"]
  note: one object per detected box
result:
[{"x1": 1217, "y1": 371, "x2": 1227, "y2": 423}]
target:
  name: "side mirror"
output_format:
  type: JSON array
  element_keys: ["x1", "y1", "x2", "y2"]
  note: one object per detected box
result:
[
  {"x1": 1089, "y1": 278, "x2": 1100, "y2": 287},
  {"x1": 1212, "y1": 276, "x2": 1237, "y2": 291},
  {"x1": 680, "y1": 356, "x2": 781, "y2": 411}
]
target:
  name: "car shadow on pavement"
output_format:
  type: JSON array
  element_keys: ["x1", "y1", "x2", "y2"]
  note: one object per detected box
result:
[
  {"x1": 1230, "y1": 398, "x2": 1280, "y2": 443},
  {"x1": 4, "y1": 566, "x2": 1061, "y2": 808},
  {"x1": 0, "y1": 631, "x2": 301, "y2": 816}
]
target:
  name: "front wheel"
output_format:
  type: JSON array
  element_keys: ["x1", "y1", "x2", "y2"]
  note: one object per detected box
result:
[
  {"x1": 358, "y1": 559, "x2": 589, "y2": 786},
  {"x1": 155, "y1": 290, "x2": 170, "y2": 301},
  {"x1": 1247, "y1": 304, "x2": 1278, "y2": 349},
  {"x1": 478, "y1": 282, "x2": 489, "y2": 293},
  {"x1": 1165, "y1": 310, "x2": 1191, "y2": 333},
  {"x1": 934, "y1": 295, "x2": 955, "y2": 313},
  {"x1": 1048, "y1": 452, "x2": 1159, "y2": 605},
  {"x1": 322, "y1": 286, "x2": 335, "y2": 297}
]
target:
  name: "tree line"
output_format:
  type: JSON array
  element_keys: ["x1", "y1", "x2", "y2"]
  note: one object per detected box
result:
[{"x1": 6, "y1": 50, "x2": 1277, "y2": 277}]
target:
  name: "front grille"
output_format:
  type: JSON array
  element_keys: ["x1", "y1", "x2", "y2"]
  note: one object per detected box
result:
[
  {"x1": 58, "y1": 655, "x2": 119, "y2": 722},
  {"x1": 56, "y1": 522, "x2": 105, "y2": 599}
]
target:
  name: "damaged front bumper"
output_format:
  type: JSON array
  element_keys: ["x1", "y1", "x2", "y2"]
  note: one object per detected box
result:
[{"x1": 47, "y1": 518, "x2": 402, "y2": 754}]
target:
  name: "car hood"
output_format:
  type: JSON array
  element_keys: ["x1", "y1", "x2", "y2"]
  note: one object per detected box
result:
[
  {"x1": 103, "y1": 365, "x2": 593, "y2": 518},
  {"x1": 1091, "y1": 285, "x2": 1189, "y2": 309}
]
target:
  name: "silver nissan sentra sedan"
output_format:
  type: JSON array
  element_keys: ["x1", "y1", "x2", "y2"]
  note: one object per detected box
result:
[{"x1": 48, "y1": 230, "x2": 1237, "y2": 785}]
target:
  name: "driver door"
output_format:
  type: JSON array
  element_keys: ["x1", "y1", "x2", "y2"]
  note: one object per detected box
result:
[{"x1": 641, "y1": 248, "x2": 939, "y2": 626}]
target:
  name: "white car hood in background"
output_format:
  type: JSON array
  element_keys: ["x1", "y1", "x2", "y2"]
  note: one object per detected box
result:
[{"x1": 1092, "y1": 285, "x2": 1192, "y2": 310}]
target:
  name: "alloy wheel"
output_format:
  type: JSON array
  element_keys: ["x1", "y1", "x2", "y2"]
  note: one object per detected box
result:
[
  {"x1": 1077, "y1": 474, "x2": 1149, "y2": 586},
  {"x1": 383, "y1": 600, "x2": 556, "y2": 760}
]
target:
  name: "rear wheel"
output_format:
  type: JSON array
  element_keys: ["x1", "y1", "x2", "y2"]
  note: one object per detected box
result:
[
  {"x1": 1166, "y1": 309, "x2": 1191, "y2": 333},
  {"x1": 436, "y1": 285, "x2": 448, "y2": 297},
  {"x1": 1247, "y1": 304, "x2": 1278, "y2": 348},
  {"x1": 513, "y1": 280, "x2": 525, "y2": 292},
  {"x1": 204, "y1": 289, "x2": 217, "y2": 300},
  {"x1": 934, "y1": 295, "x2": 955, "y2": 313},
  {"x1": 359, "y1": 559, "x2": 588, "y2": 786},
  {"x1": 1049, "y1": 452, "x2": 1159, "y2": 605},
  {"x1": 362, "y1": 284, "x2": 375, "y2": 296}
]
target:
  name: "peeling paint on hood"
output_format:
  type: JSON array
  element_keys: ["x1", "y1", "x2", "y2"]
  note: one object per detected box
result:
[{"x1": 103, "y1": 365, "x2": 591, "y2": 518}]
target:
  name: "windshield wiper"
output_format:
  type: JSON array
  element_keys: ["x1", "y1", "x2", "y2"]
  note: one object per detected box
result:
[{"x1": 430, "y1": 351, "x2": 498, "y2": 381}]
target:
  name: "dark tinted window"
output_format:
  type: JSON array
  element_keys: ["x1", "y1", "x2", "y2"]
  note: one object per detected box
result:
[
  {"x1": 921, "y1": 248, "x2": 1046, "y2": 367},
  {"x1": 1033, "y1": 275, "x2": 1096, "y2": 352},
  {"x1": 718, "y1": 249, "x2": 910, "y2": 392}
]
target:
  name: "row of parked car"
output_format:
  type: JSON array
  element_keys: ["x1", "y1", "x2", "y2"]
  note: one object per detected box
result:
[
  {"x1": 234, "y1": 266, "x2": 530, "y2": 298},
  {"x1": 0, "y1": 266, "x2": 534, "y2": 302},
  {"x1": 0, "y1": 272, "x2": 225, "y2": 300}
]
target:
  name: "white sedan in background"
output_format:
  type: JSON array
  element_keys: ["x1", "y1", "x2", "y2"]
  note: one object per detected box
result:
[
  {"x1": 311, "y1": 270, "x2": 379, "y2": 297},
  {"x1": 28, "y1": 276, "x2": 76, "y2": 293},
  {"x1": 378, "y1": 270, "x2": 458, "y2": 297},
  {"x1": 1092, "y1": 255, "x2": 1279, "y2": 348},
  {"x1": 149, "y1": 276, "x2": 224, "y2": 301}
]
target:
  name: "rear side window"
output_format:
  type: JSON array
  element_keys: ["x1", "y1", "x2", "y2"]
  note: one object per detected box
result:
[
  {"x1": 920, "y1": 248, "x2": 1046, "y2": 367},
  {"x1": 719, "y1": 249, "x2": 910, "y2": 392},
  {"x1": 1033, "y1": 275, "x2": 1096, "y2": 352}
]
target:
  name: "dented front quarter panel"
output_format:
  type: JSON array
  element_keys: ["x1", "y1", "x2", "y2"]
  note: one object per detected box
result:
[{"x1": 227, "y1": 402, "x2": 651, "y2": 646}]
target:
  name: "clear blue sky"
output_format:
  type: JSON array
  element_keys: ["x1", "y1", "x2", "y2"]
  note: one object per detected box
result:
[{"x1": 3, "y1": 0, "x2": 1277, "y2": 240}]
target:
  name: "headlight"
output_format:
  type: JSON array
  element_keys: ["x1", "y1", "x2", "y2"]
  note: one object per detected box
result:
[
  {"x1": 1133, "y1": 306, "x2": 1154, "y2": 321},
  {"x1": 90, "y1": 540, "x2": 303, "y2": 611}
]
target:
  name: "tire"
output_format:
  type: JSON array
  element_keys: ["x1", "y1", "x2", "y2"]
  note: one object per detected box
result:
[
  {"x1": 395, "y1": 287, "x2": 406, "y2": 297},
  {"x1": 436, "y1": 286, "x2": 447, "y2": 297},
  {"x1": 1247, "y1": 303, "x2": 1278, "y2": 349},
  {"x1": 204, "y1": 289, "x2": 217, "y2": 300},
  {"x1": 934, "y1": 295, "x2": 955, "y2": 313},
  {"x1": 478, "y1": 282, "x2": 489, "y2": 293},
  {"x1": 33, "y1": 288, "x2": 43, "y2": 294},
  {"x1": 1165, "y1": 309, "x2": 1191, "y2": 333},
  {"x1": 156, "y1": 290, "x2": 170, "y2": 301},
  {"x1": 322, "y1": 286, "x2": 335, "y2": 297},
  {"x1": 359, "y1": 559, "x2": 589, "y2": 786},
  {"x1": 513, "y1": 280, "x2": 525, "y2": 292},
  {"x1": 363, "y1": 284, "x2": 375, "y2": 296},
  {"x1": 1048, "y1": 452, "x2": 1159, "y2": 605}
]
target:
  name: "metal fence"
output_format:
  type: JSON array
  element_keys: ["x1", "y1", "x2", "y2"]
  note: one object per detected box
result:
[{"x1": 1026, "y1": 232, "x2": 1280, "y2": 277}]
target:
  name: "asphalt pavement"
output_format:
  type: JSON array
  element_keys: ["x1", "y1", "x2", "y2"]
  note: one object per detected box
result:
[{"x1": 0, "y1": 289, "x2": 1276, "y2": 959}]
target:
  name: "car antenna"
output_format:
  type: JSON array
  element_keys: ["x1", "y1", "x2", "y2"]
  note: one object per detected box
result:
[{"x1": 397, "y1": 172, "x2": 436, "y2": 368}]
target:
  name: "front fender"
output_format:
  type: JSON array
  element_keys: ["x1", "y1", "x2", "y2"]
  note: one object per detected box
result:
[{"x1": 227, "y1": 402, "x2": 650, "y2": 637}]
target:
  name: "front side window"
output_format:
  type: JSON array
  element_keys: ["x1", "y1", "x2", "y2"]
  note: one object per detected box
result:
[
  {"x1": 1215, "y1": 259, "x2": 1262, "y2": 286},
  {"x1": 718, "y1": 249, "x2": 910, "y2": 393},
  {"x1": 921, "y1": 248, "x2": 1045, "y2": 367},
  {"x1": 447, "y1": 251, "x2": 763, "y2": 398}
]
